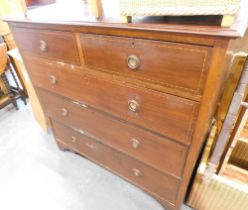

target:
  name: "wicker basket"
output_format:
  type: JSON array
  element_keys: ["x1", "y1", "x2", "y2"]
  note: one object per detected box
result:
[{"x1": 119, "y1": 0, "x2": 240, "y2": 16}]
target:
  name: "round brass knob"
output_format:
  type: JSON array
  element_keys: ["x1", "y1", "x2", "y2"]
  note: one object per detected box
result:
[
  {"x1": 71, "y1": 136, "x2": 77, "y2": 143},
  {"x1": 133, "y1": 168, "x2": 142, "y2": 177},
  {"x1": 127, "y1": 55, "x2": 140, "y2": 70},
  {"x1": 131, "y1": 139, "x2": 140, "y2": 149},
  {"x1": 128, "y1": 100, "x2": 140, "y2": 112},
  {"x1": 49, "y1": 75, "x2": 57, "y2": 84},
  {"x1": 61, "y1": 108, "x2": 68, "y2": 116},
  {"x1": 39, "y1": 40, "x2": 47, "y2": 52}
]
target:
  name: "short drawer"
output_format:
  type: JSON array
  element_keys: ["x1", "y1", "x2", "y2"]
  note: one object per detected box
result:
[
  {"x1": 27, "y1": 57, "x2": 199, "y2": 143},
  {"x1": 12, "y1": 27, "x2": 80, "y2": 65},
  {"x1": 51, "y1": 120, "x2": 180, "y2": 205},
  {"x1": 81, "y1": 34, "x2": 211, "y2": 96},
  {"x1": 38, "y1": 89, "x2": 187, "y2": 177},
  {"x1": 25, "y1": 57, "x2": 199, "y2": 144}
]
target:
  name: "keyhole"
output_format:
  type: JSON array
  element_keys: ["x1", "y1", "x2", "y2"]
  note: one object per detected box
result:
[{"x1": 131, "y1": 42, "x2": 135, "y2": 48}]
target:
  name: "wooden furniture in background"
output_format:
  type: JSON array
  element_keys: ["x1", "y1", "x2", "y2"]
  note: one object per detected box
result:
[
  {"x1": 1, "y1": 33, "x2": 17, "y2": 50},
  {"x1": 8, "y1": 49, "x2": 48, "y2": 132},
  {"x1": 187, "y1": 92, "x2": 248, "y2": 210},
  {"x1": 217, "y1": 91, "x2": 248, "y2": 176},
  {"x1": 187, "y1": 171, "x2": 248, "y2": 210},
  {"x1": 0, "y1": 44, "x2": 8, "y2": 74},
  {"x1": 5, "y1": 1, "x2": 248, "y2": 209},
  {"x1": 7, "y1": 50, "x2": 28, "y2": 96},
  {"x1": 0, "y1": 43, "x2": 27, "y2": 110},
  {"x1": 0, "y1": 0, "x2": 27, "y2": 97},
  {"x1": 203, "y1": 55, "x2": 248, "y2": 183},
  {"x1": 216, "y1": 53, "x2": 247, "y2": 131},
  {"x1": 0, "y1": 42, "x2": 9, "y2": 106},
  {"x1": 119, "y1": 0, "x2": 241, "y2": 26},
  {"x1": 186, "y1": 30, "x2": 248, "y2": 208}
]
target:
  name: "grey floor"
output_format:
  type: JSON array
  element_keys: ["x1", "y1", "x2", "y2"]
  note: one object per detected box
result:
[{"x1": 0, "y1": 101, "x2": 192, "y2": 210}]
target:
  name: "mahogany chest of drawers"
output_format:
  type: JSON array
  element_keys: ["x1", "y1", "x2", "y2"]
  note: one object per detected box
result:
[{"x1": 5, "y1": 2, "x2": 247, "y2": 209}]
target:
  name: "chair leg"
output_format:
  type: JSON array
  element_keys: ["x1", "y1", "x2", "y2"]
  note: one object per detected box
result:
[
  {"x1": 1, "y1": 72, "x2": 18, "y2": 110},
  {"x1": 8, "y1": 61, "x2": 20, "y2": 88},
  {"x1": 20, "y1": 90, "x2": 27, "y2": 105},
  {"x1": 10, "y1": 94, "x2": 19, "y2": 110},
  {"x1": 8, "y1": 60, "x2": 27, "y2": 106}
]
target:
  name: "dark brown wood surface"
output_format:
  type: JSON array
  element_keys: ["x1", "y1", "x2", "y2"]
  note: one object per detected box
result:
[
  {"x1": 175, "y1": 39, "x2": 230, "y2": 209},
  {"x1": 11, "y1": 27, "x2": 80, "y2": 65},
  {"x1": 23, "y1": 56, "x2": 199, "y2": 144},
  {"x1": 51, "y1": 120, "x2": 180, "y2": 207},
  {"x1": 81, "y1": 34, "x2": 211, "y2": 96},
  {"x1": 6, "y1": 3, "x2": 247, "y2": 207},
  {"x1": 37, "y1": 88, "x2": 187, "y2": 178}
]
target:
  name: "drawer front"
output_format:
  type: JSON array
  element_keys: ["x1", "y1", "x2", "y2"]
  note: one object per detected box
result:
[
  {"x1": 25, "y1": 57, "x2": 199, "y2": 144},
  {"x1": 12, "y1": 28, "x2": 80, "y2": 65},
  {"x1": 81, "y1": 34, "x2": 211, "y2": 95},
  {"x1": 51, "y1": 120, "x2": 180, "y2": 205},
  {"x1": 37, "y1": 89, "x2": 187, "y2": 177}
]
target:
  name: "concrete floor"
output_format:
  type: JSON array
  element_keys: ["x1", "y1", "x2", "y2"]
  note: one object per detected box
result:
[{"x1": 0, "y1": 101, "x2": 192, "y2": 210}]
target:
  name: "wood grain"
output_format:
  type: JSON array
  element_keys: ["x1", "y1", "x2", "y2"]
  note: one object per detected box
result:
[
  {"x1": 81, "y1": 34, "x2": 211, "y2": 96},
  {"x1": 24, "y1": 56, "x2": 199, "y2": 144},
  {"x1": 51, "y1": 119, "x2": 180, "y2": 207},
  {"x1": 11, "y1": 27, "x2": 80, "y2": 65},
  {"x1": 175, "y1": 39, "x2": 230, "y2": 209},
  {"x1": 37, "y1": 88, "x2": 187, "y2": 178}
]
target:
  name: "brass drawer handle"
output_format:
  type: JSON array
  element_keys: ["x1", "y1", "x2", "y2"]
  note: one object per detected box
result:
[
  {"x1": 40, "y1": 40, "x2": 48, "y2": 52},
  {"x1": 133, "y1": 168, "x2": 142, "y2": 177},
  {"x1": 49, "y1": 75, "x2": 57, "y2": 84},
  {"x1": 131, "y1": 138, "x2": 140, "y2": 149},
  {"x1": 61, "y1": 108, "x2": 68, "y2": 116},
  {"x1": 71, "y1": 136, "x2": 77, "y2": 143},
  {"x1": 128, "y1": 100, "x2": 140, "y2": 112},
  {"x1": 127, "y1": 55, "x2": 140, "y2": 70}
]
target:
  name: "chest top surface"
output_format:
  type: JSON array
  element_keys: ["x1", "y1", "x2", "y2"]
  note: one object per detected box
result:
[{"x1": 3, "y1": 0, "x2": 248, "y2": 38}]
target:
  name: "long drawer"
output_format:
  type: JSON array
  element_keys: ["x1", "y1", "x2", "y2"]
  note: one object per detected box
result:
[
  {"x1": 37, "y1": 89, "x2": 187, "y2": 178},
  {"x1": 51, "y1": 120, "x2": 180, "y2": 206},
  {"x1": 25, "y1": 57, "x2": 199, "y2": 144},
  {"x1": 81, "y1": 34, "x2": 211, "y2": 96}
]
